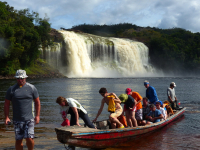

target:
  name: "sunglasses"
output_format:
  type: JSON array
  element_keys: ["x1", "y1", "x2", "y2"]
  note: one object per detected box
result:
[{"x1": 17, "y1": 78, "x2": 24, "y2": 80}]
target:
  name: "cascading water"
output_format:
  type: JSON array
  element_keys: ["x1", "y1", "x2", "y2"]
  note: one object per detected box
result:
[{"x1": 41, "y1": 30, "x2": 156, "y2": 77}]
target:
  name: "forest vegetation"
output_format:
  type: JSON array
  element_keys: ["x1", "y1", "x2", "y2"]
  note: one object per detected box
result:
[{"x1": 0, "y1": 1, "x2": 53, "y2": 76}]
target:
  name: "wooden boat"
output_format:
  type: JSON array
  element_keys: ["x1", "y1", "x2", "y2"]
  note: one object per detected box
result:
[{"x1": 55, "y1": 107, "x2": 186, "y2": 149}]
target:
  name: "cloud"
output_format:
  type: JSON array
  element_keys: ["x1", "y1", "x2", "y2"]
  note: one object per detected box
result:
[
  {"x1": 4, "y1": 0, "x2": 200, "y2": 32},
  {"x1": 155, "y1": 0, "x2": 200, "y2": 32}
]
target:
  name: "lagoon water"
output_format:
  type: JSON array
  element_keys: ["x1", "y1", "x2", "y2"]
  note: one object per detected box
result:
[{"x1": 0, "y1": 77, "x2": 200, "y2": 150}]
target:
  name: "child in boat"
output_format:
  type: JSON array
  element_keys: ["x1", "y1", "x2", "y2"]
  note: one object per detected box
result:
[
  {"x1": 93, "y1": 87, "x2": 124, "y2": 129},
  {"x1": 155, "y1": 101, "x2": 167, "y2": 120},
  {"x1": 119, "y1": 93, "x2": 138, "y2": 127},
  {"x1": 56, "y1": 96, "x2": 95, "y2": 128}
]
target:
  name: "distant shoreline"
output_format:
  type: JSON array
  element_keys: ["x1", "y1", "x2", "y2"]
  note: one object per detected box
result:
[{"x1": 0, "y1": 74, "x2": 67, "y2": 79}]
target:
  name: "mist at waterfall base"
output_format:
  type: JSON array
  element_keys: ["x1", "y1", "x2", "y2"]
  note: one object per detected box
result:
[{"x1": 41, "y1": 30, "x2": 164, "y2": 78}]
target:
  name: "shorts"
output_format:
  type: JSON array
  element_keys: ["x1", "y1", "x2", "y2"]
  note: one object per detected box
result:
[
  {"x1": 124, "y1": 104, "x2": 136, "y2": 112},
  {"x1": 110, "y1": 105, "x2": 123, "y2": 118},
  {"x1": 135, "y1": 109, "x2": 143, "y2": 120},
  {"x1": 13, "y1": 118, "x2": 35, "y2": 140}
]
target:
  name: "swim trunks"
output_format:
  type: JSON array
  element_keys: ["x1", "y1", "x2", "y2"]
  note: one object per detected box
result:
[{"x1": 13, "y1": 118, "x2": 35, "y2": 140}]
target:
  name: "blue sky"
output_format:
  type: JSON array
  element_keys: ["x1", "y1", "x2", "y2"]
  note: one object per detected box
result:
[{"x1": 4, "y1": 0, "x2": 200, "y2": 32}]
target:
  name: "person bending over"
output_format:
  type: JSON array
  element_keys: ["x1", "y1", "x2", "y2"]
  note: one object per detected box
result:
[
  {"x1": 93, "y1": 87, "x2": 124, "y2": 129},
  {"x1": 125, "y1": 88, "x2": 143, "y2": 126},
  {"x1": 56, "y1": 96, "x2": 95, "y2": 128},
  {"x1": 119, "y1": 94, "x2": 137, "y2": 127}
]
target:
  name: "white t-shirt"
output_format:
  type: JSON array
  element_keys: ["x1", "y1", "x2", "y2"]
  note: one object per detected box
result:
[
  {"x1": 167, "y1": 87, "x2": 176, "y2": 101},
  {"x1": 157, "y1": 107, "x2": 166, "y2": 120},
  {"x1": 59, "y1": 98, "x2": 87, "y2": 114}
]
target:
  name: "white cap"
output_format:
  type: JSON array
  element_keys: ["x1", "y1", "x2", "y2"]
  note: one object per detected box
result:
[
  {"x1": 14, "y1": 69, "x2": 28, "y2": 78},
  {"x1": 170, "y1": 82, "x2": 176, "y2": 87}
]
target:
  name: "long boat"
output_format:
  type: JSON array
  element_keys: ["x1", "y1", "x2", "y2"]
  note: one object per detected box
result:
[{"x1": 55, "y1": 107, "x2": 186, "y2": 149}]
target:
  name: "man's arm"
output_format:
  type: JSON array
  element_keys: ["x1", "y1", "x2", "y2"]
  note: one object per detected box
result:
[
  {"x1": 167, "y1": 89, "x2": 173, "y2": 103},
  {"x1": 136, "y1": 99, "x2": 142, "y2": 105},
  {"x1": 34, "y1": 97, "x2": 40, "y2": 124},
  {"x1": 154, "y1": 114, "x2": 163, "y2": 120},
  {"x1": 111, "y1": 93, "x2": 121, "y2": 103},
  {"x1": 168, "y1": 96, "x2": 173, "y2": 103},
  {"x1": 152, "y1": 87, "x2": 158, "y2": 101},
  {"x1": 129, "y1": 99, "x2": 137, "y2": 110},
  {"x1": 135, "y1": 93, "x2": 143, "y2": 105},
  {"x1": 4, "y1": 99, "x2": 10, "y2": 125},
  {"x1": 175, "y1": 96, "x2": 178, "y2": 101},
  {"x1": 146, "y1": 112, "x2": 152, "y2": 120},
  {"x1": 93, "y1": 99, "x2": 105, "y2": 122}
]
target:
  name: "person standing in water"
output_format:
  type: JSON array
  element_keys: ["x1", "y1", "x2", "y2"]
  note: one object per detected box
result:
[
  {"x1": 4, "y1": 69, "x2": 41, "y2": 150},
  {"x1": 93, "y1": 87, "x2": 124, "y2": 129}
]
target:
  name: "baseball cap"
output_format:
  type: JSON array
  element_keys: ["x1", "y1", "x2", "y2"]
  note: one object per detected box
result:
[
  {"x1": 118, "y1": 94, "x2": 128, "y2": 103},
  {"x1": 14, "y1": 69, "x2": 28, "y2": 78},
  {"x1": 144, "y1": 80, "x2": 149, "y2": 85},
  {"x1": 125, "y1": 88, "x2": 132, "y2": 95},
  {"x1": 155, "y1": 100, "x2": 163, "y2": 106},
  {"x1": 170, "y1": 82, "x2": 176, "y2": 87}
]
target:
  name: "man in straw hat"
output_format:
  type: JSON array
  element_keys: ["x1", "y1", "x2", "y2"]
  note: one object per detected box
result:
[{"x1": 4, "y1": 69, "x2": 41, "y2": 150}]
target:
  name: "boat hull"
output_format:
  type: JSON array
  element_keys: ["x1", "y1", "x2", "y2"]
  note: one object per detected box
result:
[{"x1": 55, "y1": 107, "x2": 185, "y2": 148}]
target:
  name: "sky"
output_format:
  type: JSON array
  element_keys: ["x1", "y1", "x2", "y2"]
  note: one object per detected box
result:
[{"x1": 4, "y1": 0, "x2": 200, "y2": 32}]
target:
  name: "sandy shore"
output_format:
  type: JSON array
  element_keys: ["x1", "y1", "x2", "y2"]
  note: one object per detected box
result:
[{"x1": 0, "y1": 124, "x2": 71, "y2": 150}]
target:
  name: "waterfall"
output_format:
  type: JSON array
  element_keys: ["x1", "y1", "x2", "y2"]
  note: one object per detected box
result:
[{"x1": 41, "y1": 30, "x2": 155, "y2": 77}]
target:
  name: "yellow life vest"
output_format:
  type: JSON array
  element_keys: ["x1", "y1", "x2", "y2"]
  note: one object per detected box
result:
[{"x1": 107, "y1": 95, "x2": 116, "y2": 113}]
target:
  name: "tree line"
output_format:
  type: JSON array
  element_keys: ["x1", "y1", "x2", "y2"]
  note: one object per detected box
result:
[
  {"x1": 0, "y1": 1, "x2": 52, "y2": 75},
  {"x1": 72, "y1": 24, "x2": 200, "y2": 74}
]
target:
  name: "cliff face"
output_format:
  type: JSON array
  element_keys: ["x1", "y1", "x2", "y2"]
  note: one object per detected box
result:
[{"x1": 49, "y1": 29, "x2": 64, "y2": 42}]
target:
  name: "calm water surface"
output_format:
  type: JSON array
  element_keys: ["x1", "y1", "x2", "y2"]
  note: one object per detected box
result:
[{"x1": 0, "y1": 77, "x2": 200, "y2": 150}]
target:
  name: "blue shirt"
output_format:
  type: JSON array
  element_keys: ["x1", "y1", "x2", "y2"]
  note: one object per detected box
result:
[
  {"x1": 147, "y1": 109, "x2": 162, "y2": 123},
  {"x1": 6, "y1": 83, "x2": 39, "y2": 121},
  {"x1": 146, "y1": 86, "x2": 159, "y2": 103}
]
